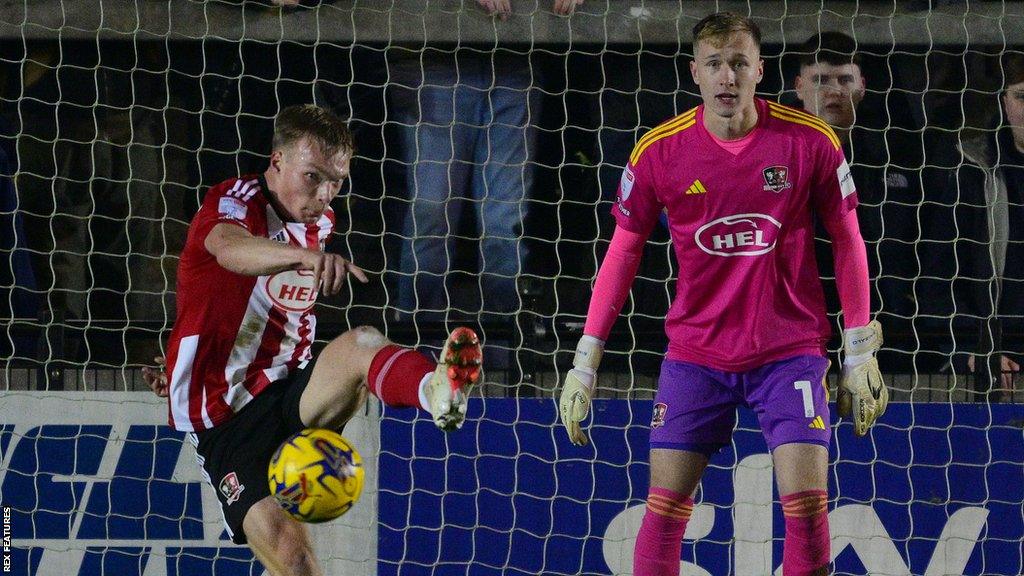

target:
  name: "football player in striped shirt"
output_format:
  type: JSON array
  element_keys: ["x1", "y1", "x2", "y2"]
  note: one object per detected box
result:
[
  {"x1": 143, "y1": 104, "x2": 482, "y2": 575},
  {"x1": 558, "y1": 13, "x2": 887, "y2": 576}
]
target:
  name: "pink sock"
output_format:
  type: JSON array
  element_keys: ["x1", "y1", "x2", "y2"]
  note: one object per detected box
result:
[
  {"x1": 633, "y1": 487, "x2": 693, "y2": 576},
  {"x1": 366, "y1": 345, "x2": 434, "y2": 409},
  {"x1": 781, "y1": 489, "x2": 830, "y2": 576}
]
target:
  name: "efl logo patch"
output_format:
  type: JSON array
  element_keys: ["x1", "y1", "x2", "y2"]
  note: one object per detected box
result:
[
  {"x1": 218, "y1": 196, "x2": 248, "y2": 221},
  {"x1": 219, "y1": 471, "x2": 246, "y2": 505},
  {"x1": 619, "y1": 166, "x2": 635, "y2": 201},
  {"x1": 837, "y1": 159, "x2": 856, "y2": 198},
  {"x1": 762, "y1": 165, "x2": 792, "y2": 192},
  {"x1": 651, "y1": 402, "x2": 668, "y2": 429}
]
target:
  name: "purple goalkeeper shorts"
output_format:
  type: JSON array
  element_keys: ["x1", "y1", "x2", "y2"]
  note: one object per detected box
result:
[{"x1": 649, "y1": 355, "x2": 831, "y2": 455}]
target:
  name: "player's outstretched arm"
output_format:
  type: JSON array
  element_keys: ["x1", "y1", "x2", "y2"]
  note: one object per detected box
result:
[
  {"x1": 826, "y1": 209, "x2": 888, "y2": 435},
  {"x1": 559, "y1": 225, "x2": 645, "y2": 446},
  {"x1": 205, "y1": 223, "x2": 368, "y2": 296},
  {"x1": 560, "y1": 335, "x2": 603, "y2": 445}
]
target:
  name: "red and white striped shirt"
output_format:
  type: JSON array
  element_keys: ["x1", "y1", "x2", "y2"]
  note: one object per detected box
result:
[{"x1": 165, "y1": 175, "x2": 334, "y2": 431}]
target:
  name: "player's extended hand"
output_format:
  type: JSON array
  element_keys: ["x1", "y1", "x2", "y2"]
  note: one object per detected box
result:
[
  {"x1": 299, "y1": 250, "x2": 369, "y2": 297},
  {"x1": 559, "y1": 335, "x2": 604, "y2": 446},
  {"x1": 142, "y1": 356, "x2": 168, "y2": 398},
  {"x1": 837, "y1": 320, "x2": 888, "y2": 436}
]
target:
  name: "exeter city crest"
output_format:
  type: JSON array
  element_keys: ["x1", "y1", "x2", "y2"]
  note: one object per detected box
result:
[
  {"x1": 762, "y1": 165, "x2": 793, "y2": 192},
  {"x1": 651, "y1": 402, "x2": 668, "y2": 429},
  {"x1": 219, "y1": 472, "x2": 246, "y2": 505}
]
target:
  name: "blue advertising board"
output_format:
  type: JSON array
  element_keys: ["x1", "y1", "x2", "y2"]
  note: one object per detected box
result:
[
  {"x1": 1, "y1": 422, "x2": 260, "y2": 576},
  {"x1": 1, "y1": 392, "x2": 380, "y2": 576},
  {"x1": 3, "y1": 394, "x2": 1021, "y2": 575},
  {"x1": 379, "y1": 399, "x2": 1024, "y2": 575}
]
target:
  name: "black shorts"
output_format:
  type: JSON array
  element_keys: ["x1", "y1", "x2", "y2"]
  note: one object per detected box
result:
[{"x1": 189, "y1": 361, "x2": 316, "y2": 545}]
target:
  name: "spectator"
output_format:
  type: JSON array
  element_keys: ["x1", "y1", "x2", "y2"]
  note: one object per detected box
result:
[
  {"x1": 12, "y1": 42, "x2": 185, "y2": 365},
  {"x1": 925, "y1": 51, "x2": 1024, "y2": 400},
  {"x1": 387, "y1": 0, "x2": 576, "y2": 321},
  {"x1": 793, "y1": 32, "x2": 924, "y2": 347}
]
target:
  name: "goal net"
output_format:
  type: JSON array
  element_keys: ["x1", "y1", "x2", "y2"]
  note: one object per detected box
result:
[{"x1": 1, "y1": 1, "x2": 1021, "y2": 575}]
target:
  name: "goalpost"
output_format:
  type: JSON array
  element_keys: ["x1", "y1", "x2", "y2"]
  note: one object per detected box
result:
[{"x1": 1, "y1": 2, "x2": 1022, "y2": 575}]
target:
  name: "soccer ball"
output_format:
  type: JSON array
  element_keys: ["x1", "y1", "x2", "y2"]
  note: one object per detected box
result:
[{"x1": 268, "y1": 428, "x2": 365, "y2": 523}]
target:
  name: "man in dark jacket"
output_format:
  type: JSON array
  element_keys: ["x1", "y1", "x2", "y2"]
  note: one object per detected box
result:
[
  {"x1": 923, "y1": 52, "x2": 1024, "y2": 400},
  {"x1": 793, "y1": 32, "x2": 925, "y2": 369}
]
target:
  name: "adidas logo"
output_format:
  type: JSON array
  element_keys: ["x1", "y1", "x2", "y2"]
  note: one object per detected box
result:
[
  {"x1": 685, "y1": 179, "x2": 707, "y2": 195},
  {"x1": 808, "y1": 415, "x2": 826, "y2": 430}
]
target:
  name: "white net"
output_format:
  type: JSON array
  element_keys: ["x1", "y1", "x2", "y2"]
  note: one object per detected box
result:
[{"x1": 1, "y1": 1, "x2": 1022, "y2": 575}]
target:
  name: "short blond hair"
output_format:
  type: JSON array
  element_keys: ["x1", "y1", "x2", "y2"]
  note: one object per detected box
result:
[
  {"x1": 692, "y1": 12, "x2": 761, "y2": 54},
  {"x1": 272, "y1": 104, "x2": 354, "y2": 158}
]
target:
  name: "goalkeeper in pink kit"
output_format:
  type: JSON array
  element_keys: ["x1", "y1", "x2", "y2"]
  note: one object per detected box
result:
[{"x1": 559, "y1": 12, "x2": 888, "y2": 576}]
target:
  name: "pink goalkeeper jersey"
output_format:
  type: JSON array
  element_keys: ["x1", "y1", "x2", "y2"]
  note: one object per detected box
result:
[
  {"x1": 613, "y1": 98, "x2": 857, "y2": 371},
  {"x1": 165, "y1": 175, "x2": 334, "y2": 431}
]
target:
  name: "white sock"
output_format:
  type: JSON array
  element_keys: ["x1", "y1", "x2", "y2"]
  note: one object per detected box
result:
[{"x1": 417, "y1": 371, "x2": 433, "y2": 410}]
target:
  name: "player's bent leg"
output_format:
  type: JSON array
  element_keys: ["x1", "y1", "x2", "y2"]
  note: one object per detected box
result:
[
  {"x1": 301, "y1": 325, "x2": 483, "y2": 432},
  {"x1": 773, "y1": 443, "x2": 830, "y2": 576},
  {"x1": 634, "y1": 448, "x2": 709, "y2": 576},
  {"x1": 243, "y1": 496, "x2": 322, "y2": 576},
  {"x1": 300, "y1": 326, "x2": 388, "y2": 430},
  {"x1": 364, "y1": 326, "x2": 482, "y2": 430}
]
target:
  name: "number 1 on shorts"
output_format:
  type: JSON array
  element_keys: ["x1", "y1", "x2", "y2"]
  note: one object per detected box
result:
[{"x1": 794, "y1": 380, "x2": 815, "y2": 417}]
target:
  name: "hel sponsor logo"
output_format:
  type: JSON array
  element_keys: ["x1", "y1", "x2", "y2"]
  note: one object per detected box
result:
[
  {"x1": 219, "y1": 471, "x2": 245, "y2": 505},
  {"x1": 218, "y1": 196, "x2": 248, "y2": 222},
  {"x1": 695, "y1": 213, "x2": 782, "y2": 256},
  {"x1": 837, "y1": 159, "x2": 856, "y2": 199},
  {"x1": 265, "y1": 270, "x2": 318, "y2": 312},
  {"x1": 619, "y1": 166, "x2": 635, "y2": 201},
  {"x1": 761, "y1": 165, "x2": 792, "y2": 192},
  {"x1": 809, "y1": 416, "x2": 826, "y2": 430},
  {"x1": 651, "y1": 403, "x2": 668, "y2": 429}
]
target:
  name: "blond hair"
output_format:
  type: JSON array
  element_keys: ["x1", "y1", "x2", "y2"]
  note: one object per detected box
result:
[
  {"x1": 692, "y1": 12, "x2": 761, "y2": 54},
  {"x1": 272, "y1": 104, "x2": 354, "y2": 158}
]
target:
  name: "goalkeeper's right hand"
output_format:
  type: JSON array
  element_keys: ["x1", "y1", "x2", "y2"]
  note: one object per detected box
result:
[{"x1": 559, "y1": 335, "x2": 604, "y2": 446}]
